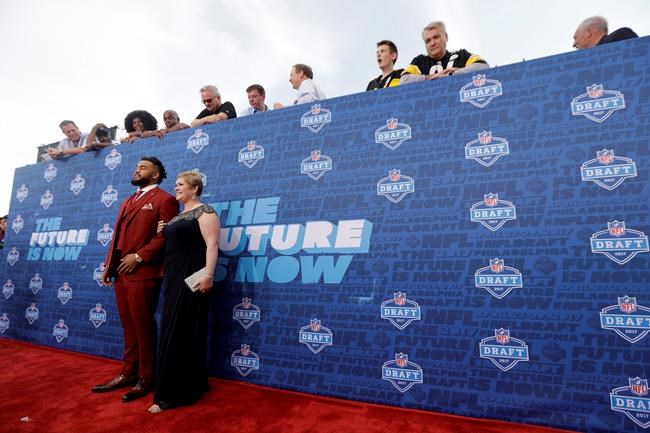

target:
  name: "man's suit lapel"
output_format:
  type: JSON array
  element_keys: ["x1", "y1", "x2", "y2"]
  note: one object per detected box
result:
[{"x1": 122, "y1": 188, "x2": 161, "y2": 227}]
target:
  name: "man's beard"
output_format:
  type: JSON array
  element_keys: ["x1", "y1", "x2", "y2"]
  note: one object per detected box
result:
[{"x1": 131, "y1": 177, "x2": 150, "y2": 187}]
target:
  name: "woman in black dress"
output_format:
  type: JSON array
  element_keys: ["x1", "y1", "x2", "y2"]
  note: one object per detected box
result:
[{"x1": 148, "y1": 171, "x2": 220, "y2": 413}]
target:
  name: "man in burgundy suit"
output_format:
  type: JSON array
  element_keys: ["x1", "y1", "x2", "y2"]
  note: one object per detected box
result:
[{"x1": 92, "y1": 156, "x2": 178, "y2": 402}]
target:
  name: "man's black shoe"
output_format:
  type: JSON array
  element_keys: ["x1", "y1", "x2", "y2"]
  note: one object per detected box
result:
[
  {"x1": 92, "y1": 375, "x2": 138, "y2": 393},
  {"x1": 121, "y1": 378, "x2": 152, "y2": 403}
]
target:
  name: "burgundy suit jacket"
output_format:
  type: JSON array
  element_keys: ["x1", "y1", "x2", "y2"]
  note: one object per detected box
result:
[{"x1": 104, "y1": 186, "x2": 178, "y2": 282}]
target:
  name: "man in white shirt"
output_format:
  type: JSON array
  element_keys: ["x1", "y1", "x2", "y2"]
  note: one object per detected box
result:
[
  {"x1": 274, "y1": 64, "x2": 326, "y2": 108},
  {"x1": 240, "y1": 84, "x2": 270, "y2": 116},
  {"x1": 47, "y1": 120, "x2": 88, "y2": 159}
]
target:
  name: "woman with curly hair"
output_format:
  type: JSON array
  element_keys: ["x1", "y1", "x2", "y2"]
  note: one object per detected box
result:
[{"x1": 121, "y1": 110, "x2": 158, "y2": 143}]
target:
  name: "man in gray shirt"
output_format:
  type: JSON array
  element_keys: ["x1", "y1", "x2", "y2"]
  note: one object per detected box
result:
[{"x1": 47, "y1": 120, "x2": 88, "y2": 159}]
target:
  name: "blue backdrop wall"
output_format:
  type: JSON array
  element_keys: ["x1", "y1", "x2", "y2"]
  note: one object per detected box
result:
[{"x1": 2, "y1": 38, "x2": 650, "y2": 433}]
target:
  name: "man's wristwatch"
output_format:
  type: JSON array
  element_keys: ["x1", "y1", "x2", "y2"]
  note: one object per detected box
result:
[{"x1": 134, "y1": 253, "x2": 143, "y2": 263}]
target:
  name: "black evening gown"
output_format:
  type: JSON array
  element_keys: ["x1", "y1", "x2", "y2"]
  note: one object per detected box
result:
[{"x1": 153, "y1": 205, "x2": 214, "y2": 409}]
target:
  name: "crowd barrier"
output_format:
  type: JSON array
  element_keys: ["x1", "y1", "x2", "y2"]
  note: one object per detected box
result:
[{"x1": 1, "y1": 37, "x2": 649, "y2": 433}]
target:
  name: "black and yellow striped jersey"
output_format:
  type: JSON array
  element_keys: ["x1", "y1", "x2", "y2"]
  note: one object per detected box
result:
[
  {"x1": 402, "y1": 50, "x2": 486, "y2": 76},
  {"x1": 366, "y1": 69, "x2": 404, "y2": 91}
]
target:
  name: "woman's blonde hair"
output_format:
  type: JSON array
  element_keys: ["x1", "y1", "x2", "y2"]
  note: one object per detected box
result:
[{"x1": 177, "y1": 171, "x2": 203, "y2": 196}]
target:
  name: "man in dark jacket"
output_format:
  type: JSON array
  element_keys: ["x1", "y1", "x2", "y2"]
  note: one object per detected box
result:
[{"x1": 573, "y1": 16, "x2": 638, "y2": 50}]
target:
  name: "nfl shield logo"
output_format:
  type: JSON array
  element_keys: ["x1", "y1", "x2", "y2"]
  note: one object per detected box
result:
[
  {"x1": 387, "y1": 118, "x2": 398, "y2": 130},
  {"x1": 89, "y1": 303, "x2": 107, "y2": 328},
  {"x1": 2, "y1": 280, "x2": 14, "y2": 299},
  {"x1": 311, "y1": 104, "x2": 321, "y2": 115},
  {"x1": 630, "y1": 377, "x2": 649, "y2": 396},
  {"x1": 12, "y1": 215, "x2": 24, "y2": 234},
  {"x1": 490, "y1": 258, "x2": 504, "y2": 273},
  {"x1": 233, "y1": 297, "x2": 261, "y2": 329},
  {"x1": 16, "y1": 184, "x2": 29, "y2": 202},
  {"x1": 389, "y1": 169, "x2": 401, "y2": 182},
  {"x1": 247, "y1": 140, "x2": 256, "y2": 151},
  {"x1": 608, "y1": 221, "x2": 626, "y2": 237},
  {"x1": 70, "y1": 174, "x2": 85, "y2": 195},
  {"x1": 311, "y1": 149, "x2": 321, "y2": 161},
  {"x1": 93, "y1": 263, "x2": 106, "y2": 286},
  {"x1": 44, "y1": 163, "x2": 57, "y2": 183},
  {"x1": 187, "y1": 129, "x2": 210, "y2": 154},
  {"x1": 53, "y1": 319, "x2": 69, "y2": 343},
  {"x1": 597, "y1": 149, "x2": 615, "y2": 164},
  {"x1": 619, "y1": 296, "x2": 637, "y2": 313},
  {"x1": 40, "y1": 190, "x2": 54, "y2": 209},
  {"x1": 0, "y1": 313, "x2": 9, "y2": 334},
  {"x1": 394, "y1": 292, "x2": 407, "y2": 306},
  {"x1": 479, "y1": 131, "x2": 492, "y2": 144},
  {"x1": 310, "y1": 319, "x2": 321, "y2": 332},
  {"x1": 495, "y1": 328, "x2": 510, "y2": 344},
  {"x1": 26, "y1": 303, "x2": 39, "y2": 325},
  {"x1": 105, "y1": 149, "x2": 121, "y2": 170},
  {"x1": 231, "y1": 344, "x2": 260, "y2": 377},
  {"x1": 484, "y1": 193, "x2": 499, "y2": 207},
  {"x1": 57, "y1": 282, "x2": 73, "y2": 305},
  {"x1": 7, "y1": 247, "x2": 19, "y2": 266},
  {"x1": 382, "y1": 352, "x2": 423, "y2": 392},
  {"x1": 587, "y1": 84, "x2": 604, "y2": 98},
  {"x1": 571, "y1": 84, "x2": 625, "y2": 123},
  {"x1": 473, "y1": 74, "x2": 486, "y2": 87}
]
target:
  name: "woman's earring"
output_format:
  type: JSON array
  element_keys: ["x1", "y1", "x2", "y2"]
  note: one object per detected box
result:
[{"x1": 192, "y1": 194, "x2": 198, "y2": 200}]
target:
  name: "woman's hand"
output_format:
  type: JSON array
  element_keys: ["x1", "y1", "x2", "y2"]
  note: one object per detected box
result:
[
  {"x1": 157, "y1": 220, "x2": 166, "y2": 234},
  {"x1": 193, "y1": 275, "x2": 213, "y2": 293}
]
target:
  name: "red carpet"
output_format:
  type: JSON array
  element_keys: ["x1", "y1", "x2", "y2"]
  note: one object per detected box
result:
[{"x1": 0, "y1": 339, "x2": 577, "y2": 433}]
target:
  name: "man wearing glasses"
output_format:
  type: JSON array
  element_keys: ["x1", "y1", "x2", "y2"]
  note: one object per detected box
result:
[{"x1": 190, "y1": 84, "x2": 237, "y2": 127}]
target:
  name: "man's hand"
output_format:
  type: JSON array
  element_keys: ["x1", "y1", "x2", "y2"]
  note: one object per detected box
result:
[
  {"x1": 190, "y1": 117, "x2": 207, "y2": 128},
  {"x1": 117, "y1": 253, "x2": 140, "y2": 274},
  {"x1": 426, "y1": 68, "x2": 458, "y2": 80},
  {"x1": 47, "y1": 148, "x2": 64, "y2": 159},
  {"x1": 101, "y1": 269, "x2": 113, "y2": 286}
]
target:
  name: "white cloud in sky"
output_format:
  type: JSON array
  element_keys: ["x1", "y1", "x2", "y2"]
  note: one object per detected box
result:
[{"x1": 0, "y1": 0, "x2": 647, "y2": 212}]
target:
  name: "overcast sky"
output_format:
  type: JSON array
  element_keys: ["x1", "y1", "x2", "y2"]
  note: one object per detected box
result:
[{"x1": 0, "y1": 0, "x2": 647, "y2": 214}]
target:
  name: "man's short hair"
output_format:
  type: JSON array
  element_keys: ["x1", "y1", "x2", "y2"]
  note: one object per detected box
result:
[
  {"x1": 246, "y1": 84, "x2": 266, "y2": 96},
  {"x1": 140, "y1": 156, "x2": 167, "y2": 184},
  {"x1": 163, "y1": 109, "x2": 180, "y2": 121},
  {"x1": 578, "y1": 16, "x2": 608, "y2": 33},
  {"x1": 59, "y1": 120, "x2": 77, "y2": 130},
  {"x1": 0, "y1": 215, "x2": 7, "y2": 222},
  {"x1": 200, "y1": 84, "x2": 220, "y2": 97},
  {"x1": 377, "y1": 40, "x2": 398, "y2": 64},
  {"x1": 422, "y1": 21, "x2": 447, "y2": 36},
  {"x1": 177, "y1": 170, "x2": 204, "y2": 196},
  {"x1": 293, "y1": 64, "x2": 313, "y2": 80}
]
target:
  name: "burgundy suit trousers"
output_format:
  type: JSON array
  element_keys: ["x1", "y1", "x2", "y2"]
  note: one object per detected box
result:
[{"x1": 114, "y1": 276, "x2": 161, "y2": 381}]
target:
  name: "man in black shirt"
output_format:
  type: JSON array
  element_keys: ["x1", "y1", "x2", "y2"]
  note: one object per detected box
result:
[
  {"x1": 366, "y1": 40, "x2": 403, "y2": 91},
  {"x1": 573, "y1": 16, "x2": 638, "y2": 50},
  {"x1": 401, "y1": 21, "x2": 488, "y2": 85},
  {"x1": 190, "y1": 84, "x2": 237, "y2": 127}
]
